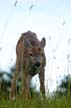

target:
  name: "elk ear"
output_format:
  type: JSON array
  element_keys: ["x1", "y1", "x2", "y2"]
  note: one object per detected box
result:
[
  {"x1": 40, "y1": 37, "x2": 46, "y2": 48},
  {"x1": 24, "y1": 39, "x2": 31, "y2": 48}
]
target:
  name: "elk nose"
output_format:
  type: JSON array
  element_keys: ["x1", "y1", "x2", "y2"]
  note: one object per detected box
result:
[{"x1": 35, "y1": 62, "x2": 41, "y2": 67}]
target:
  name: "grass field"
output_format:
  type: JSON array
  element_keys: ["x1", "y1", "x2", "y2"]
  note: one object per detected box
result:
[{"x1": 0, "y1": 95, "x2": 71, "y2": 108}]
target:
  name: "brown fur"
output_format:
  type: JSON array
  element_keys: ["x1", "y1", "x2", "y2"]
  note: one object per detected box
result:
[{"x1": 10, "y1": 31, "x2": 46, "y2": 99}]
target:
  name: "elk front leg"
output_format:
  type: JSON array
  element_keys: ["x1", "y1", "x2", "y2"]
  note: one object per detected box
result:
[
  {"x1": 39, "y1": 68, "x2": 45, "y2": 98},
  {"x1": 10, "y1": 60, "x2": 20, "y2": 99},
  {"x1": 23, "y1": 74, "x2": 31, "y2": 99}
]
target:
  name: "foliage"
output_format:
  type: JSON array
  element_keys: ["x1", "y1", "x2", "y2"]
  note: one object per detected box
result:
[
  {"x1": 0, "y1": 65, "x2": 15, "y2": 99},
  {"x1": 54, "y1": 75, "x2": 71, "y2": 96}
]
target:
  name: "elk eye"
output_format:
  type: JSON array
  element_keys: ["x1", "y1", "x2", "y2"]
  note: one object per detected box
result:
[{"x1": 30, "y1": 53, "x2": 33, "y2": 57}]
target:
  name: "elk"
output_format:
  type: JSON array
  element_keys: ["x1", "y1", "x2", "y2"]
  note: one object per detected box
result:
[{"x1": 10, "y1": 31, "x2": 46, "y2": 99}]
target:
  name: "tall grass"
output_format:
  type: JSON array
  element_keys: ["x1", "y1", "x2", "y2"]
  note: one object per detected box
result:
[{"x1": 0, "y1": 95, "x2": 71, "y2": 108}]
